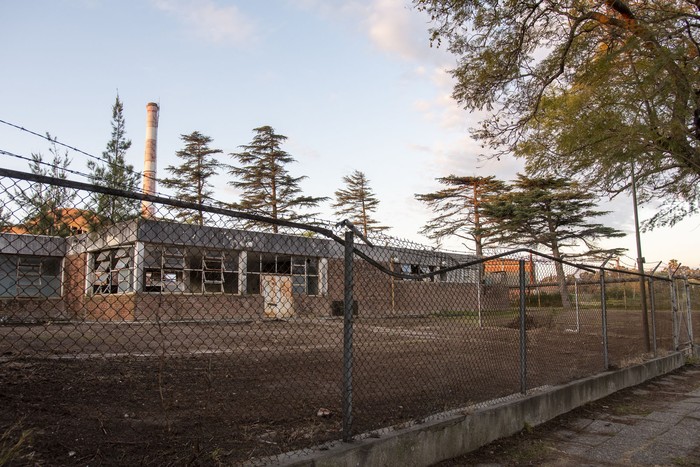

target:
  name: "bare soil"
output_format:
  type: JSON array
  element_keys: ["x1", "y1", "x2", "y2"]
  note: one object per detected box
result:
[{"x1": 0, "y1": 310, "x2": 688, "y2": 465}]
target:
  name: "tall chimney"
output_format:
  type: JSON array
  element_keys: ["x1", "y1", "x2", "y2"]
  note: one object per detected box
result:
[{"x1": 141, "y1": 102, "x2": 159, "y2": 218}]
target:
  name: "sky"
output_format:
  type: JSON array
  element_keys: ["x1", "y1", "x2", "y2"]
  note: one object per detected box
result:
[{"x1": 1, "y1": 0, "x2": 698, "y2": 269}]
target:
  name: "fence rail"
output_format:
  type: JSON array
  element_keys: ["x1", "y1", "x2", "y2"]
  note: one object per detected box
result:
[{"x1": 0, "y1": 170, "x2": 697, "y2": 465}]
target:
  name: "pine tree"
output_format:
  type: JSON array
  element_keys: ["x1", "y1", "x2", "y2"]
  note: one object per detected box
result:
[
  {"x1": 14, "y1": 136, "x2": 77, "y2": 236},
  {"x1": 162, "y1": 131, "x2": 223, "y2": 226},
  {"x1": 0, "y1": 205, "x2": 11, "y2": 230},
  {"x1": 229, "y1": 126, "x2": 328, "y2": 232},
  {"x1": 87, "y1": 94, "x2": 140, "y2": 227},
  {"x1": 332, "y1": 170, "x2": 388, "y2": 237},
  {"x1": 415, "y1": 176, "x2": 507, "y2": 257},
  {"x1": 482, "y1": 174, "x2": 626, "y2": 309}
]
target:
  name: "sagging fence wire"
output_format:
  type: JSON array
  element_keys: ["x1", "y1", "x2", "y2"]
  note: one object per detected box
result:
[{"x1": 0, "y1": 169, "x2": 697, "y2": 465}]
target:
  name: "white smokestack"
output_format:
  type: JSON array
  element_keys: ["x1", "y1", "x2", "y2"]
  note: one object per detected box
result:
[{"x1": 141, "y1": 102, "x2": 159, "y2": 218}]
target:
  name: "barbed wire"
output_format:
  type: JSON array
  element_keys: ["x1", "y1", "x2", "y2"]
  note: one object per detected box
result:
[
  {"x1": 0, "y1": 148, "x2": 95, "y2": 183},
  {"x1": 0, "y1": 117, "x2": 156, "y2": 185},
  {"x1": 0, "y1": 118, "x2": 228, "y2": 207},
  {"x1": 0, "y1": 147, "x2": 230, "y2": 212}
]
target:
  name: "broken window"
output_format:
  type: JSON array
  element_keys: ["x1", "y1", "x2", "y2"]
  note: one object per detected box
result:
[
  {"x1": 187, "y1": 249, "x2": 238, "y2": 294},
  {"x1": 91, "y1": 247, "x2": 134, "y2": 294},
  {"x1": 395, "y1": 263, "x2": 443, "y2": 282},
  {"x1": 246, "y1": 253, "x2": 320, "y2": 296},
  {"x1": 142, "y1": 245, "x2": 238, "y2": 294}
]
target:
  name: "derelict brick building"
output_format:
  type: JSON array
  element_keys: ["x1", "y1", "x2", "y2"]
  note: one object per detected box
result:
[{"x1": 0, "y1": 217, "x2": 513, "y2": 323}]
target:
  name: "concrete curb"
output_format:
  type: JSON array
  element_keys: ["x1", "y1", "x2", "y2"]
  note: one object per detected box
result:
[{"x1": 282, "y1": 352, "x2": 686, "y2": 467}]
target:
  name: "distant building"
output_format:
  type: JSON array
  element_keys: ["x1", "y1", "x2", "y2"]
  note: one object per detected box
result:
[
  {"x1": 4, "y1": 207, "x2": 96, "y2": 236},
  {"x1": 484, "y1": 257, "x2": 535, "y2": 286}
]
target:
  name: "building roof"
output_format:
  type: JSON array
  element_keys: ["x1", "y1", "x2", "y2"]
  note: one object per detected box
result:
[{"x1": 4, "y1": 208, "x2": 96, "y2": 236}]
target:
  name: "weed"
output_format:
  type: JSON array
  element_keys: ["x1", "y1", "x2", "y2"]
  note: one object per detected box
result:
[
  {"x1": 611, "y1": 403, "x2": 651, "y2": 417},
  {"x1": 509, "y1": 440, "x2": 548, "y2": 463},
  {"x1": 432, "y1": 310, "x2": 478, "y2": 318},
  {"x1": 685, "y1": 354, "x2": 699, "y2": 366},
  {"x1": 0, "y1": 422, "x2": 33, "y2": 465},
  {"x1": 672, "y1": 456, "x2": 694, "y2": 466}
]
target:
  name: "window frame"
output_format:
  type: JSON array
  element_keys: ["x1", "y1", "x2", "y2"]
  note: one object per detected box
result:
[
  {"x1": 245, "y1": 253, "x2": 320, "y2": 296},
  {"x1": 91, "y1": 247, "x2": 135, "y2": 295},
  {"x1": 0, "y1": 254, "x2": 63, "y2": 298},
  {"x1": 141, "y1": 245, "x2": 239, "y2": 295}
]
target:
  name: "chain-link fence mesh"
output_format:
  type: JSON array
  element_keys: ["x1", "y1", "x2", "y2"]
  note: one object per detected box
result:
[{"x1": 0, "y1": 170, "x2": 694, "y2": 465}]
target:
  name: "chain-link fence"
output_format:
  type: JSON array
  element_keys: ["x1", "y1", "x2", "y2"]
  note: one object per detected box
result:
[{"x1": 0, "y1": 169, "x2": 696, "y2": 465}]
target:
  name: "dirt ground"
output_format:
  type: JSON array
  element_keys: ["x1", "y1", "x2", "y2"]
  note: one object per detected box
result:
[{"x1": 0, "y1": 310, "x2": 693, "y2": 465}]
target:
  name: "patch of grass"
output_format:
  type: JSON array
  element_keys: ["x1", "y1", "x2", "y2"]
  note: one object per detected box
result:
[
  {"x1": 671, "y1": 456, "x2": 696, "y2": 466},
  {"x1": 508, "y1": 439, "x2": 549, "y2": 463},
  {"x1": 611, "y1": 403, "x2": 652, "y2": 417},
  {"x1": 685, "y1": 354, "x2": 700, "y2": 366},
  {"x1": 431, "y1": 310, "x2": 479, "y2": 318},
  {"x1": 618, "y1": 355, "x2": 647, "y2": 368}
]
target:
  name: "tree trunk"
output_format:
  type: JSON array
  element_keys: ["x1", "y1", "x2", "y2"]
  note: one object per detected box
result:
[
  {"x1": 551, "y1": 242, "x2": 571, "y2": 310},
  {"x1": 472, "y1": 183, "x2": 485, "y2": 279}
]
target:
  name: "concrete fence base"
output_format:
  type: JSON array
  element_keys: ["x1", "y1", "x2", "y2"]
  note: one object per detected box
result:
[{"x1": 283, "y1": 352, "x2": 686, "y2": 467}]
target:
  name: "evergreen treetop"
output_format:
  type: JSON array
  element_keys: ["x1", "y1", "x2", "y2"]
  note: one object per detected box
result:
[
  {"x1": 332, "y1": 170, "x2": 388, "y2": 237},
  {"x1": 14, "y1": 136, "x2": 78, "y2": 236},
  {"x1": 163, "y1": 131, "x2": 224, "y2": 226},
  {"x1": 87, "y1": 94, "x2": 140, "y2": 226},
  {"x1": 229, "y1": 125, "x2": 328, "y2": 232},
  {"x1": 415, "y1": 175, "x2": 507, "y2": 256}
]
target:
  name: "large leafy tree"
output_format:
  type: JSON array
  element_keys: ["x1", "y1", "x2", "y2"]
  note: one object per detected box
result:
[
  {"x1": 332, "y1": 170, "x2": 389, "y2": 237},
  {"x1": 482, "y1": 175, "x2": 625, "y2": 308},
  {"x1": 415, "y1": 0, "x2": 700, "y2": 228},
  {"x1": 162, "y1": 131, "x2": 223, "y2": 226},
  {"x1": 416, "y1": 175, "x2": 507, "y2": 257},
  {"x1": 87, "y1": 94, "x2": 140, "y2": 227},
  {"x1": 229, "y1": 126, "x2": 328, "y2": 232},
  {"x1": 14, "y1": 137, "x2": 77, "y2": 236}
]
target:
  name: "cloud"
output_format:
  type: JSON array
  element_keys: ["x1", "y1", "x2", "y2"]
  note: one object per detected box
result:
[
  {"x1": 430, "y1": 136, "x2": 522, "y2": 179},
  {"x1": 364, "y1": 0, "x2": 454, "y2": 65},
  {"x1": 365, "y1": 0, "x2": 424, "y2": 61},
  {"x1": 288, "y1": 0, "x2": 364, "y2": 19},
  {"x1": 290, "y1": 0, "x2": 447, "y2": 64},
  {"x1": 151, "y1": 0, "x2": 256, "y2": 46},
  {"x1": 409, "y1": 67, "x2": 472, "y2": 132}
]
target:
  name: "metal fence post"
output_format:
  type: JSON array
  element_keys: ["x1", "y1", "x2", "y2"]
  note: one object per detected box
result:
[
  {"x1": 600, "y1": 268, "x2": 609, "y2": 370},
  {"x1": 574, "y1": 277, "x2": 580, "y2": 333},
  {"x1": 685, "y1": 279, "x2": 694, "y2": 345},
  {"x1": 648, "y1": 276, "x2": 658, "y2": 358},
  {"x1": 342, "y1": 229, "x2": 354, "y2": 442},
  {"x1": 648, "y1": 261, "x2": 662, "y2": 358},
  {"x1": 519, "y1": 259, "x2": 527, "y2": 394},
  {"x1": 670, "y1": 277, "x2": 679, "y2": 350}
]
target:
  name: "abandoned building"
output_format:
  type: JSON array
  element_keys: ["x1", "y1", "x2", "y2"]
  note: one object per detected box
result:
[{"x1": 0, "y1": 217, "x2": 513, "y2": 323}]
